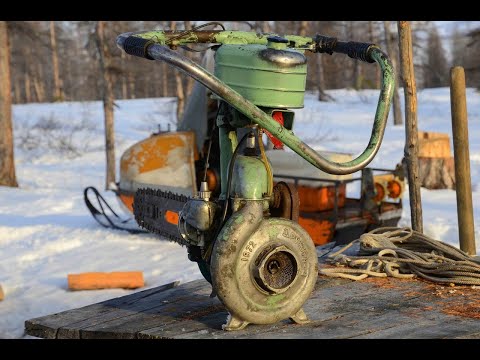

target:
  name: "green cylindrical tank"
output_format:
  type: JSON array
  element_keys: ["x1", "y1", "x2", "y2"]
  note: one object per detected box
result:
[{"x1": 214, "y1": 38, "x2": 307, "y2": 108}]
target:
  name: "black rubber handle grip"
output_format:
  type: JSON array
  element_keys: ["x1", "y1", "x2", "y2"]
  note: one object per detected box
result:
[
  {"x1": 315, "y1": 35, "x2": 377, "y2": 63},
  {"x1": 123, "y1": 36, "x2": 154, "y2": 60}
]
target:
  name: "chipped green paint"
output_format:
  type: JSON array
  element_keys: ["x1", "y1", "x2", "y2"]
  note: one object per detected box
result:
[
  {"x1": 267, "y1": 225, "x2": 279, "y2": 237},
  {"x1": 267, "y1": 294, "x2": 285, "y2": 307},
  {"x1": 216, "y1": 32, "x2": 314, "y2": 48},
  {"x1": 134, "y1": 30, "x2": 314, "y2": 50},
  {"x1": 267, "y1": 40, "x2": 287, "y2": 50},
  {"x1": 234, "y1": 214, "x2": 244, "y2": 224}
]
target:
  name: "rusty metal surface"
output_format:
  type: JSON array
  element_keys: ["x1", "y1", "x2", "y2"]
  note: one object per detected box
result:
[{"x1": 270, "y1": 181, "x2": 299, "y2": 222}]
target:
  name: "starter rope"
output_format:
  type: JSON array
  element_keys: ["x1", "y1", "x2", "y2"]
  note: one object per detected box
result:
[{"x1": 319, "y1": 227, "x2": 480, "y2": 285}]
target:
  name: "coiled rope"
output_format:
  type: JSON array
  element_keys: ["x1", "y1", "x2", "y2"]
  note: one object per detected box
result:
[{"x1": 319, "y1": 227, "x2": 480, "y2": 285}]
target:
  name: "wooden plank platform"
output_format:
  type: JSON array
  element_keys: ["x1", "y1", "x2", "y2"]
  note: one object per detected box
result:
[{"x1": 25, "y1": 268, "x2": 480, "y2": 339}]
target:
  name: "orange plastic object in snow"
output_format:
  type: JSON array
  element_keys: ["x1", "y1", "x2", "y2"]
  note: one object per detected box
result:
[{"x1": 67, "y1": 272, "x2": 144, "y2": 291}]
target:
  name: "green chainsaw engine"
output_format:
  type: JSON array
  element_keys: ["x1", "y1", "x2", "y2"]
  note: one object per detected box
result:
[{"x1": 117, "y1": 27, "x2": 394, "y2": 331}]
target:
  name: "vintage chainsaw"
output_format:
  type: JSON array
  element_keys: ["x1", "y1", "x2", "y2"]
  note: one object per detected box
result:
[{"x1": 116, "y1": 26, "x2": 394, "y2": 330}]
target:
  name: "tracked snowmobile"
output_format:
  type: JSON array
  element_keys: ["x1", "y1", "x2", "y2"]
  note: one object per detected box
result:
[{"x1": 85, "y1": 26, "x2": 403, "y2": 330}]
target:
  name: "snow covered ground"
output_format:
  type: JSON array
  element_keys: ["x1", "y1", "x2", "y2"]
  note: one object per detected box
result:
[{"x1": 1, "y1": 88, "x2": 479, "y2": 338}]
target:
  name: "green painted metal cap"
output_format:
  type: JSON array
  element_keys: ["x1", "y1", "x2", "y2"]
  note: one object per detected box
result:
[{"x1": 214, "y1": 44, "x2": 307, "y2": 109}]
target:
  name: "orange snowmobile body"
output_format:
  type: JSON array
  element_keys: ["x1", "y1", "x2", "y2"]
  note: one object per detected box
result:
[{"x1": 117, "y1": 131, "x2": 198, "y2": 213}]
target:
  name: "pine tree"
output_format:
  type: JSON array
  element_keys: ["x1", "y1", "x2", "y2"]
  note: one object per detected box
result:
[{"x1": 423, "y1": 26, "x2": 448, "y2": 88}]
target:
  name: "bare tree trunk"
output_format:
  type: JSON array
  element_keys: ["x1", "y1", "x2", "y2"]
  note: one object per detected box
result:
[
  {"x1": 14, "y1": 76, "x2": 20, "y2": 104},
  {"x1": 121, "y1": 51, "x2": 127, "y2": 99},
  {"x1": 94, "y1": 21, "x2": 116, "y2": 190},
  {"x1": 298, "y1": 20, "x2": 317, "y2": 103},
  {"x1": 161, "y1": 63, "x2": 168, "y2": 97},
  {"x1": 316, "y1": 57, "x2": 334, "y2": 102},
  {"x1": 128, "y1": 72, "x2": 135, "y2": 99},
  {"x1": 24, "y1": 70, "x2": 32, "y2": 103},
  {"x1": 184, "y1": 21, "x2": 195, "y2": 98},
  {"x1": 262, "y1": 21, "x2": 271, "y2": 33},
  {"x1": 143, "y1": 78, "x2": 149, "y2": 98},
  {"x1": 384, "y1": 21, "x2": 403, "y2": 125},
  {"x1": 347, "y1": 22, "x2": 361, "y2": 89},
  {"x1": 122, "y1": 77, "x2": 127, "y2": 99},
  {"x1": 170, "y1": 21, "x2": 185, "y2": 121},
  {"x1": 353, "y1": 60, "x2": 362, "y2": 89},
  {"x1": 50, "y1": 21, "x2": 64, "y2": 101},
  {"x1": 25, "y1": 47, "x2": 40, "y2": 102},
  {"x1": 33, "y1": 76, "x2": 44, "y2": 102},
  {"x1": 398, "y1": 21, "x2": 423, "y2": 233},
  {"x1": 298, "y1": 21, "x2": 309, "y2": 36},
  {"x1": 33, "y1": 62, "x2": 45, "y2": 103},
  {"x1": 0, "y1": 22, "x2": 18, "y2": 187},
  {"x1": 368, "y1": 21, "x2": 381, "y2": 89}
]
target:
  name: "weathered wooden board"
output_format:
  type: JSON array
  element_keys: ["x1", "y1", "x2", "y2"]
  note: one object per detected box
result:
[{"x1": 25, "y1": 268, "x2": 480, "y2": 339}]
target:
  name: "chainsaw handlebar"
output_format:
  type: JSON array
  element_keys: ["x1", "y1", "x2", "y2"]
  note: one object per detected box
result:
[
  {"x1": 314, "y1": 34, "x2": 379, "y2": 63},
  {"x1": 117, "y1": 31, "x2": 394, "y2": 175},
  {"x1": 117, "y1": 31, "x2": 381, "y2": 62}
]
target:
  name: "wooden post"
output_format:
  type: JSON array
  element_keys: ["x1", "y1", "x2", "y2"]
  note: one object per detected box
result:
[
  {"x1": 397, "y1": 21, "x2": 423, "y2": 232},
  {"x1": 450, "y1": 67, "x2": 476, "y2": 255}
]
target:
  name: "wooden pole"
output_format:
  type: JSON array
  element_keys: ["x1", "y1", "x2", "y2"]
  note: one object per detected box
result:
[
  {"x1": 397, "y1": 21, "x2": 423, "y2": 232},
  {"x1": 450, "y1": 66, "x2": 476, "y2": 255}
]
